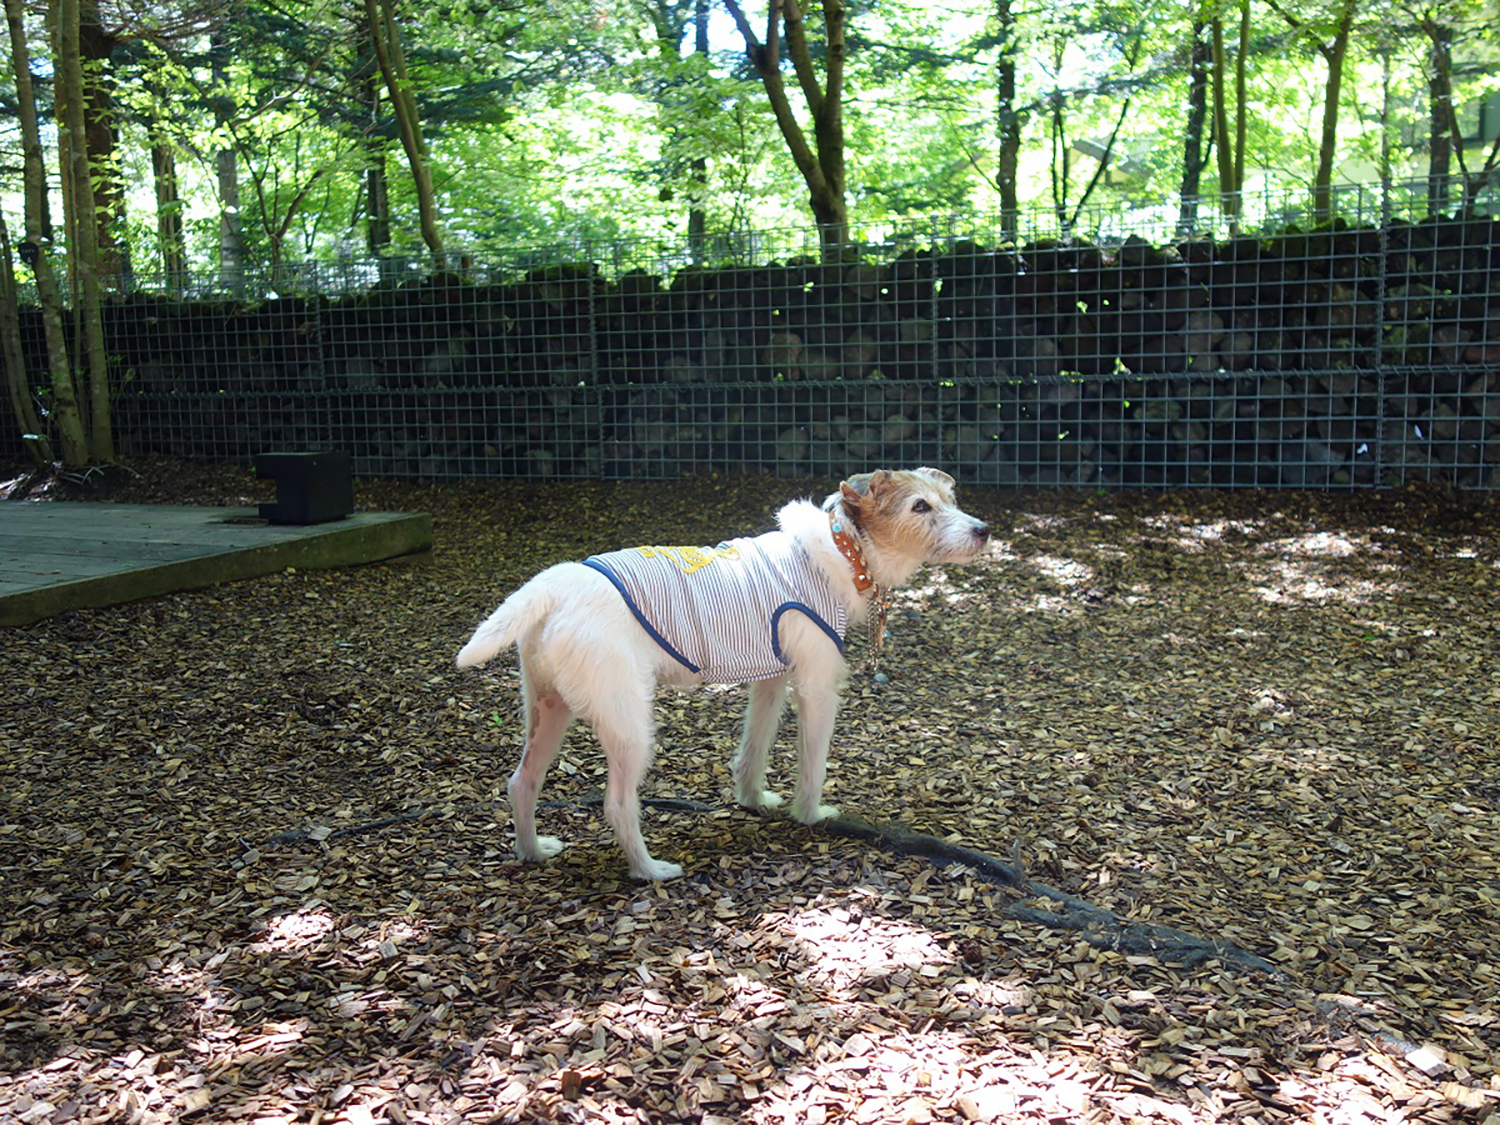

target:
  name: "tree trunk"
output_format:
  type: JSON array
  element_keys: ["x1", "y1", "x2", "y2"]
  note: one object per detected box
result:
[
  {"x1": 994, "y1": 0, "x2": 1021, "y2": 242},
  {"x1": 807, "y1": 0, "x2": 847, "y2": 256},
  {"x1": 365, "y1": 0, "x2": 445, "y2": 270},
  {"x1": 1422, "y1": 18, "x2": 1454, "y2": 216},
  {"x1": 1178, "y1": 14, "x2": 1211, "y2": 234},
  {"x1": 1048, "y1": 70, "x2": 1132, "y2": 232},
  {"x1": 366, "y1": 154, "x2": 391, "y2": 255},
  {"x1": 688, "y1": 0, "x2": 710, "y2": 260},
  {"x1": 0, "y1": 211, "x2": 52, "y2": 465},
  {"x1": 209, "y1": 30, "x2": 246, "y2": 292},
  {"x1": 1233, "y1": 1, "x2": 1247, "y2": 209},
  {"x1": 1210, "y1": 0, "x2": 1248, "y2": 230},
  {"x1": 353, "y1": 15, "x2": 392, "y2": 256},
  {"x1": 1309, "y1": 0, "x2": 1358, "y2": 222},
  {"x1": 12, "y1": 0, "x2": 84, "y2": 464},
  {"x1": 1048, "y1": 86, "x2": 1070, "y2": 229},
  {"x1": 150, "y1": 131, "x2": 187, "y2": 292},
  {"x1": 57, "y1": 0, "x2": 114, "y2": 462},
  {"x1": 723, "y1": 0, "x2": 849, "y2": 258},
  {"x1": 79, "y1": 0, "x2": 127, "y2": 286}
]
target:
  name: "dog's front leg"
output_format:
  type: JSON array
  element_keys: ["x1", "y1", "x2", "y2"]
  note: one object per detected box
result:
[
  {"x1": 733, "y1": 675, "x2": 789, "y2": 810},
  {"x1": 790, "y1": 684, "x2": 841, "y2": 824}
]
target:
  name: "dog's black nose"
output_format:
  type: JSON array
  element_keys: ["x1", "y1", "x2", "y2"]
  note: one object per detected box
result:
[{"x1": 973, "y1": 523, "x2": 991, "y2": 541}]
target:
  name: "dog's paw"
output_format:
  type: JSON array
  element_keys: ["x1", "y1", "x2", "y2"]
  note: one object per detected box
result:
[
  {"x1": 738, "y1": 789, "x2": 784, "y2": 812},
  {"x1": 516, "y1": 835, "x2": 564, "y2": 862},
  {"x1": 793, "y1": 803, "x2": 840, "y2": 825},
  {"x1": 631, "y1": 858, "x2": 685, "y2": 881}
]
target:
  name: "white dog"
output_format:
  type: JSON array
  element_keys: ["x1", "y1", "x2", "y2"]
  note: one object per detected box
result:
[{"x1": 457, "y1": 468, "x2": 991, "y2": 880}]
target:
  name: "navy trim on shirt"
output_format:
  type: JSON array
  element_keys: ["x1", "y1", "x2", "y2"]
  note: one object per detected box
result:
[
  {"x1": 582, "y1": 557, "x2": 702, "y2": 674},
  {"x1": 770, "y1": 602, "x2": 846, "y2": 663}
]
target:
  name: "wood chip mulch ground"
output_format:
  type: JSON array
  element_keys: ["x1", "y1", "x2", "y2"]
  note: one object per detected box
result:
[{"x1": 1, "y1": 459, "x2": 1497, "y2": 1125}]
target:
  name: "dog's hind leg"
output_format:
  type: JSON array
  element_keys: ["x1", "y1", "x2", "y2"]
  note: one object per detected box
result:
[
  {"x1": 594, "y1": 695, "x2": 683, "y2": 881},
  {"x1": 790, "y1": 684, "x2": 841, "y2": 825},
  {"x1": 509, "y1": 679, "x2": 571, "y2": 863},
  {"x1": 733, "y1": 675, "x2": 789, "y2": 811}
]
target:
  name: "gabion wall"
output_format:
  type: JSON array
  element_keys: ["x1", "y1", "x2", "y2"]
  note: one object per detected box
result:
[{"x1": 11, "y1": 195, "x2": 1500, "y2": 489}]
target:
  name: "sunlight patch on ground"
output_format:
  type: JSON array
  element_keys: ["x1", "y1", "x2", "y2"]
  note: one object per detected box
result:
[
  {"x1": 1233, "y1": 532, "x2": 1406, "y2": 605},
  {"x1": 1020, "y1": 553, "x2": 1097, "y2": 588},
  {"x1": 898, "y1": 567, "x2": 986, "y2": 607},
  {"x1": 746, "y1": 999, "x2": 1441, "y2": 1125},
  {"x1": 771, "y1": 906, "x2": 954, "y2": 992},
  {"x1": 1013, "y1": 592, "x2": 1078, "y2": 615},
  {"x1": 249, "y1": 907, "x2": 338, "y2": 953},
  {"x1": 982, "y1": 536, "x2": 1020, "y2": 562},
  {"x1": 1012, "y1": 512, "x2": 1075, "y2": 533},
  {"x1": 1241, "y1": 559, "x2": 1401, "y2": 606},
  {"x1": 1142, "y1": 514, "x2": 1270, "y2": 553},
  {"x1": 1240, "y1": 739, "x2": 1385, "y2": 781},
  {"x1": 1270, "y1": 531, "x2": 1363, "y2": 558}
]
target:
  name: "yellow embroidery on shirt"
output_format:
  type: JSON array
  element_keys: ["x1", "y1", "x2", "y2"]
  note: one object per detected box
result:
[{"x1": 634, "y1": 544, "x2": 741, "y2": 574}]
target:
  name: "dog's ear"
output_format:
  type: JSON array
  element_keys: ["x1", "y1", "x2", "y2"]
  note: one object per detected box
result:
[
  {"x1": 915, "y1": 467, "x2": 955, "y2": 489},
  {"x1": 840, "y1": 469, "x2": 890, "y2": 513}
]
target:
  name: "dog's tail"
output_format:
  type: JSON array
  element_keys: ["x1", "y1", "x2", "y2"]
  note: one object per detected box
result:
[{"x1": 455, "y1": 576, "x2": 560, "y2": 669}]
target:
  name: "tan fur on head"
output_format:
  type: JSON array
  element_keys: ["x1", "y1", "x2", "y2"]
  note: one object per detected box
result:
[{"x1": 831, "y1": 467, "x2": 982, "y2": 591}]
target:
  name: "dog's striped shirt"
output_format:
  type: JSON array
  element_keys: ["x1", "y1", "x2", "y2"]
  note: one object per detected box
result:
[{"x1": 583, "y1": 531, "x2": 846, "y2": 683}]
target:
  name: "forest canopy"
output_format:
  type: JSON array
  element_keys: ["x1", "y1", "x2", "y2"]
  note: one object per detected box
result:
[{"x1": 1, "y1": 0, "x2": 1498, "y2": 282}]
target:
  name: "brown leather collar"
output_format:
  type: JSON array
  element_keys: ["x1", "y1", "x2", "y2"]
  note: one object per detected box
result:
[
  {"x1": 829, "y1": 511, "x2": 874, "y2": 593},
  {"x1": 829, "y1": 510, "x2": 891, "y2": 674}
]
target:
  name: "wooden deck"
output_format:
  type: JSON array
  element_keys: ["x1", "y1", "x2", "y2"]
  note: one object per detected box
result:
[{"x1": 0, "y1": 503, "x2": 432, "y2": 626}]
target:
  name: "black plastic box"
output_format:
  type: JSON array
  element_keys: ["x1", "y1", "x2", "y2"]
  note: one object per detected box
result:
[{"x1": 254, "y1": 451, "x2": 354, "y2": 525}]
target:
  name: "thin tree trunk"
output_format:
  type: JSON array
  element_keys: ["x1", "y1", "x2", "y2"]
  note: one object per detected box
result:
[
  {"x1": 151, "y1": 145, "x2": 186, "y2": 288},
  {"x1": 0, "y1": 212, "x2": 52, "y2": 465},
  {"x1": 211, "y1": 29, "x2": 245, "y2": 292},
  {"x1": 142, "y1": 73, "x2": 185, "y2": 287},
  {"x1": 8, "y1": 0, "x2": 86, "y2": 464},
  {"x1": 1265, "y1": 0, "x2": 1359, "y2": 222},
  {"x1": 723, "y1": 0, "x2": 848, "y2": 258},
  {"x1": 79, "y1": 0, "x2": 127, "y2": 286},
  {"x1": 150, "y1": 122, "x2": 187, "y2": 291},
  {"x1": 688, "y1": 0, "x2": 710, "y2": 260},
  {"x1": 1422, "y1": 18, "x2": 1454, "y2": 216},
  {"x1": 1234, "y1": 2, "x2": 1247, "y2": 201},
  {"x1": 1310, "y1": 0, "x2": 1358, "y2": 222},
  {"x1": 353, "y1": 15, "x2": 392, "y2": 255},
  {"x1": 365, "y1": 0, "x2": 444, "y2": 270},
  {"x1": 1210, "y1": 0, "x2": 1247, "y2": 231},
  {"x1": 58, "y1": 0, "x2": 114, "y2": 462},
  {"x1": 366, "y1": 153, "x2": 391, "y2": 255},
  {"x1": 1178, "y1": 14, "x2": 1211, "y2": 235},
  {"x1": 995, "y1": 0, "x2": 1021, "y2": 242},
  {"x1": 1071, "y1": 98, "x2": 1133, "y2": 228},
  {"x1": 1048, "y1": 86, "x2": 1070, "y2": 229}
]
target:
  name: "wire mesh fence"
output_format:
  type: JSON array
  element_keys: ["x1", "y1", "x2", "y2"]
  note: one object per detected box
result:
[{"x1": 10, "y1": 179, "x2": 1500, "y2": 488}]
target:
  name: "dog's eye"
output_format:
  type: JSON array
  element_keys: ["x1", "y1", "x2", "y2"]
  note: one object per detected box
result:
[{"x1": 912, "y1": 499, "x2": 932, "y2": 514}]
